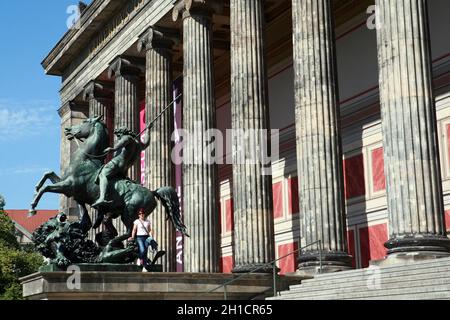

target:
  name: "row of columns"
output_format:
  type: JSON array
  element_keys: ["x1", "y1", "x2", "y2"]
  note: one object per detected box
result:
[{"x1": 61, "y1": 0, "x2": 450, "y2": 273}]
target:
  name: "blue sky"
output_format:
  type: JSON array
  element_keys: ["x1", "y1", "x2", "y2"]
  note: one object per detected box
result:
[{"x1": 0, "y1": 1, "x2": 91, "y2": 209}]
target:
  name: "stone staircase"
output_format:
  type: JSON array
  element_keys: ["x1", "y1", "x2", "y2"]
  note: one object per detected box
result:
[{"x1": 269, "y1": 257, "x2": 450, "y2": 300}]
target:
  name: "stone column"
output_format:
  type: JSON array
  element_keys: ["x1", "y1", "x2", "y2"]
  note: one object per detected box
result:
[
  {"x1": 376, "y1": 0, "x2": 450, "y2": 259},
  {"x1": 108, "y1": 56, "x2": 144, "y2": 182},
  {"x1": 138, "y1": 27, "x2": 176, "y2": 272},
  {"x1": 83, "y1": 81, "x2": 114, "y2": 134},
  {"x1": 58, "y1": 100, "x2": 88, "y2": 220},
  {"x1": 173, "y1": 0, "x2": 221, "y2": 273},
  {"x1": 230, "y1": 0, "x2": 275, "y2": 273},
  {"x1": 292, "y1": 0, "x2": 352, "y2": 274},
  {"x1": 83, "y1": 81, "x2": 114, "y2": 239}
]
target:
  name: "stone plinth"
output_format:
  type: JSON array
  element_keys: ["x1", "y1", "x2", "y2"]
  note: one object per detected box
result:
[
  {"x1": 21, "y1": 272, "x2": 305, "y2": 300},
  {"x1": 370, "y1": 252, "x2": 450, "y2": 268}
]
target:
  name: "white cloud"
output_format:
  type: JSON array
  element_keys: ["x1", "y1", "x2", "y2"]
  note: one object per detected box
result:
[
  {"x1": 0, "y1": 166, "x2": 52, "y2": 177},
  {"x1": 0, "y1": 99, "x2": 59, "y2": 141}
]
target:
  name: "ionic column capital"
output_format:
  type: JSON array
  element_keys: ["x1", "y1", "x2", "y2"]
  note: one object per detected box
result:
[
  {"x1": 83, "y1": 80, "x2": 114, "y2": 102},
  {"x1": 137, "y1": 27, "x2": 179, "y2": 52},
  {"x1": 108, "y1": 56, "x2": 144, "y2": 79},
  {"x1": 172, "y1": 0, "x2": 222, "y2": 21}
]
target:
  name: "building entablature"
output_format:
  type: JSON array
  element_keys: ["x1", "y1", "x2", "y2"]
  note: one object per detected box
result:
[{"x1": 42, "y1": 0, "x2": 129, "y2": 76}]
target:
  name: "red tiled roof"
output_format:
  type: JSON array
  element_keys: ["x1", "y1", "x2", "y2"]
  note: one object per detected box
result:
[{"x1": 5, "y1": 210, "x2": 59, "y2": 234}]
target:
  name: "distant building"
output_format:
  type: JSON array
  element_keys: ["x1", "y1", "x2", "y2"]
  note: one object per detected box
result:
[{"x1": 5, "y1": 210, "x2": 58, "y2": 245}]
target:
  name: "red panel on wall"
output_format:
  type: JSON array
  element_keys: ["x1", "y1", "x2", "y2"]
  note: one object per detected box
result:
[
  {"x1": 347, "y1": 230, "x2": 356, "y2": 268},
  {"x1": 273, "y1": 182, "x2": 284, "y2": 219},
  {"x1": 219, "y1": 199, "x2": 223, "y2": 233},
  {"x1": 371, "y1": 147, "x2": 386, "y2": 192},
  {"x1": 445, "y1": 210, "x2": 450, "y2": 231},
  {"x1": 359, "y1": 223, "x2": 388, "y2": 268},
  {"x1": 225, "y1": 198, "x2": 234, "y2": 233},
  {"x1": 447, "y1": 124, "x2": 450, "y2": 166},
  {"x1": 278, "y1": 242, "x2": 298, "y2": 275},
  {"x1": 343, "y1": 154, "x2": 366, "y2": 199},
  {"x1": 288, "y1": 177, "x2": 299, "y2": 215},
  {"x1": 221, "y1": 256, "x2": 234, "y2": 273}
]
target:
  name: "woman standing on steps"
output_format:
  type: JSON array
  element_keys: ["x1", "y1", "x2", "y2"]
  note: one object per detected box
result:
[{"x1": 128, "y1": 208, "x2": 152, "y2": 269}]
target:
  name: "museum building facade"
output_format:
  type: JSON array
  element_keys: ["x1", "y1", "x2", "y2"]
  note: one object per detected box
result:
[{"x1": 43, "y1": 0, "x2": 450, "y2": 274}]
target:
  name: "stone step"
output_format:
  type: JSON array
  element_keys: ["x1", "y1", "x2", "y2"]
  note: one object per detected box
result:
[
  {"x1": 296, "y1": 262, "x2": 450, "y2": 287},
  {"x1": 290, "y1": 265, "x2": 450, "y2": 290},
  {"x1": 277, "y1": 280, "x2": 450, "y2": 300},
  {"x1": 299, "y1": 256, "x2": 450, "y2": 282},
  {"x1": 295, "y1": 287, "x2": 450, "y2": 300},
  {"x1": 280, "y1": 273, "x2": 450, "y2": 298},
  {"x1": 274, "y1": 290, "x2": 450, "y2": 300},
  {"x1": 294, "y1": 273, "x2": 450, "y2": 293},
  {"x1": 268, "y1": 258, "x2": 450, "y2": 300},
  {"x1": 355, "y1": 291, "x2": 450, "y2": 300}
]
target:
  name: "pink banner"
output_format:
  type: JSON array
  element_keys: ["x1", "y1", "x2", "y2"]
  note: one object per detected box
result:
[
  {"x1": 173, "y1": 78, "x2": 184, "y2": 272},
  {"x1": 140, "y1": 101, "x2": 146, "y2": 186}
]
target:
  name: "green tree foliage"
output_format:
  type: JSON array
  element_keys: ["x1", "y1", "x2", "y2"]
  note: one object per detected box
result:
[
  {"x1": 0, "y1": 209, "x2": 43, "y2": 300},
  {"x1": 0, "y1": 209, "x2": 19, "y2": 250},
  {"x1": 0, "y1": 194, "x2": 5, "y2": 210}
]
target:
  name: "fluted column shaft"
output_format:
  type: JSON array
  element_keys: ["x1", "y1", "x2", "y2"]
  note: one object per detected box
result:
[
  {"x1": 292, "y1": 0, "x2": 352, "y2": 272},
  {"x1": 89, "y1": 98, "x2": 112, "y2": 124},
  {"x1": 84, "y1": 81, "x2": 114, "y2": 138},
  {"x1": 58, "y1": 101, "x2": 88, "y2": 219},
  {"x1": 108, "y1": 57, "x2": 143, "y2": 182},
  {"x1": 83, "y1": 81, "x2": 114, "y2": 238},
  {"x1": 176, "y1": 5, "x2": 219, "y2": 273},
  {"x1": 138, "y1": 28, "x2": 176, "y2": 271},
  {"x1": 376, "y1": 0, "x2": 450, "y2": 255},
  {"x1": 230, "y1": 0, "x2": 275, "y2": 273}
]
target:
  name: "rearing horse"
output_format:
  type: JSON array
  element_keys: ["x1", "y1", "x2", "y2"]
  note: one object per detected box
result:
[{"x1": 30, "y1": 116, "x2": 188, "y2": 238}]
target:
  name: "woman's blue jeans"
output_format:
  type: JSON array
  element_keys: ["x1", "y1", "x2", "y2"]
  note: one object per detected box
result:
[{"x1": 136, "y1": 235, "x2": 149, "y2": 262}]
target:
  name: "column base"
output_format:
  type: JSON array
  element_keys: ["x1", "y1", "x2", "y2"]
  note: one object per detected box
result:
[
  {"x1": 232, "y1": 263, "x2": 279, "y2": 274},
  {"x1": 297, "y1": 251, "x2": 353, "y2": 276},
  {"x1": 385, "y1": 234, "x2": 450, "y2": 255}
]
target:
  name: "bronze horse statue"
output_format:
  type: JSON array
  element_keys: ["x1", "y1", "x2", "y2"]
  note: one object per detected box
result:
[{"x1": 30, "y1": 116, "x2": 188, "y2": 238}]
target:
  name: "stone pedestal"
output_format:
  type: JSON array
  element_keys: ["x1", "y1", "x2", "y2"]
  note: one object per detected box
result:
[
  {"x1": 375, "y1": 0, "x2": 450, "y2": 258},
  {"x1": 21, "y1": 271, "x2": 305, "y2": 300},
  {"x1": 292, "y1": 0, "x2": 352, "y2": 272},
  {"x1": 138, "y1": 27, "x2": 177, "y2": 272},
  {"x1": 230, "y1": 0, "x2": 275, "y2": 273},
  {"x1": 173, "y1": 1, "x2": 220, "y2": 273}
]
